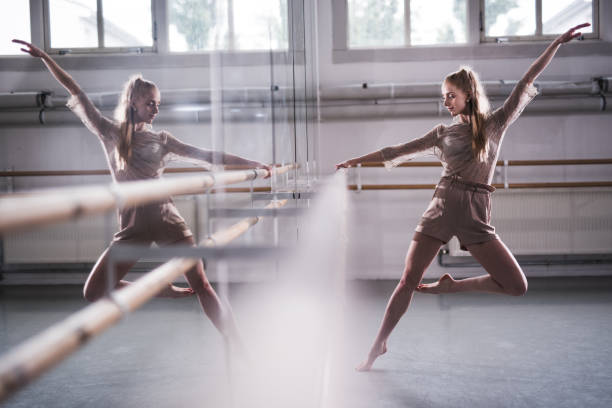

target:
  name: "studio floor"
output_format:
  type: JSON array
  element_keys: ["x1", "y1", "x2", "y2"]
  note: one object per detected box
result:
[{"x1": 1, "y1": 277, "x2": 611, "y2": 408}]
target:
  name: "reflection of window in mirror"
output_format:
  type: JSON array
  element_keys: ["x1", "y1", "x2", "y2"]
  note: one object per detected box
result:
[
  {"x1": 168, "y1": 0, "x2": 289, "y2": 52},
  {"x1": 46, "y1": 0, "x2": 153, "y2": 51},
  {"x1": 484, "y1": 0, "x2": 596, "y2": 42},
  {"x1": 347, "y1": 0, "x2": 468, "y2": 48},
  {"x1": 0, "y1": 1, "x2": 31, "y2": 55}
]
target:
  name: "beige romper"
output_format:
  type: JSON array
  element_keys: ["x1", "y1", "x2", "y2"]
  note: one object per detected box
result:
[
  {"x1": 380, "y1": 78, "x2": 538, "y2": 249},
  {"x1": 67, "y1": 92, "x2": 215, "y2": 245}
]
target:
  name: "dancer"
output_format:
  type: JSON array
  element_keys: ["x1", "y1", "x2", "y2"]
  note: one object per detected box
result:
[
  {"x1": 14, "y1": 39, "x2": 270, "y2": 343},
  {"x1": 336, "y1": 24, "x2": 589, "y2": 371}
]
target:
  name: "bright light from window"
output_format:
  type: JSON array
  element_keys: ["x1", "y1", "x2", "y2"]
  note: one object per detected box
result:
[
  {"x1": 168, "y1": 0, "x2": 218, "y2": 52},
  {"x1": 49, "y1": 0, "x2": 98, "y2": 48},
  {"x1": 103, "y1": 0, "x2": 153, "y2": 47},
  {"x1": 233, "y1": 0, "x2": 288, "y2": 50},
  {"x1": 348, "y1": 0, "x2": 405, "y2": 48},
  {"x1": 542, "y1": 0, "x2": 593, "y2": 35},
  {"x1": 0, "y1": 1, "x2": 31, "y2": 55},
  {"x1": 485, "y1": 0, "x2": 535, "y2": 37},
  {"x1": 411, "y1": 0, "x2": 467, "y2": 45}
]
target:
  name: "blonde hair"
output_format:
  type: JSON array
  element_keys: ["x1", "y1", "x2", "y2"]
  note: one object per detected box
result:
[
  {"x1": 445, "y1": 67, "x2": 491, "y2": 162},
  {"x1": 114, "y1": 74, "x2": 157, "y2": 169}
]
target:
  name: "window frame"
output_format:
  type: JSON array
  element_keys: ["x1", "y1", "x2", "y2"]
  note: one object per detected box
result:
[
  {"x1": 43, "y1": 0, "x2": 158, "y2": 55},
  {"x1": 345, "y1": 0, "x2": 472, "y2": 49},
  {"x1": 480, "y1": 0, "x2": 600, "y2": 43},
  {"x1": 332, "y1": 0, "x2": 611, "y2": 63},
  {"x1": 1, "y1": 0, "x2": 301, "y2": 71}
]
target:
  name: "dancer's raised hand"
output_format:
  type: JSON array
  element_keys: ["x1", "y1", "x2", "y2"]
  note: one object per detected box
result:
[
  {"x1": 12, "y1": 39, "x2": 48, "y2": 59},
  {"x1": 556, "y1": 23, "x2": 590, "y2": 44}
]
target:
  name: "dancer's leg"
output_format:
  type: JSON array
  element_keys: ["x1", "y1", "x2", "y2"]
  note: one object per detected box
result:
[
  {"x1": 416, "y1": 238, "x2": 527, "y2": 296},
  {"x1": 84, "y1": 241, "x2": 193, "y2": 302},
  {"x1": 357, "y1": 232, "x2": 443, "y2": 371},
  {"x1": 172, "y1": 236, "x2": 242, "y2": 342},
  {"x1": 83, "y1": 244, "x2": 139, "y2": 302}
]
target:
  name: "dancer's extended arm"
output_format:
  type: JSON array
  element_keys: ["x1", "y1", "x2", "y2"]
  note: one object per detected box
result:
[
  {"x1": 13, "y1": 39, "x2": 81, "y2": 95},
  {"x1": 164, "y1": 132, "x2": 271, "y2": 173},
  {"x1": 494, "y1": 23, "x2": 589, "y2": 128},
  {"x1": 14, "y1": 39, "x2": 117, "y2": 141},
  {"x1": 521, "y1": 23, "x2": 589, "y2": 86},
  {"x1": 336, "y1": 125, "x2": 439, "y2": 170}
]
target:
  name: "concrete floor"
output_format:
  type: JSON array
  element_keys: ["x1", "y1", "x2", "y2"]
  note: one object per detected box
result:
[{"x1": 1, "y1": 277, "x2": 611, "y2": 408}]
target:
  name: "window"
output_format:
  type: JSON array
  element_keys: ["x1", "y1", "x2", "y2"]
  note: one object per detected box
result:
[
  {"x1": 45, "y1": 0, "x2": 153, "y2": 52},
  {"x1": 347, "y1": 0, "x2": 467, "y2": 48},
  {"x1": 0, "y1": 1, "x2": 31, "y2": 55},
  {"x1": 483, "y1": 0, "x2": 597, "y2": 42},
  {"x1": 168, "y1": 0, "x2": 288, "y2": 52}
]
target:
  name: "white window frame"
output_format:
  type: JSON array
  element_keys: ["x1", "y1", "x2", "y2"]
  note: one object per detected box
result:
[
  {"x1": 1, "y1": 0, "x2": 300, "y2": 71},
  {"x1": 43, "y1": 0, "x2": 157, "y2": 55},
  {"x1": 481, "y1": 0, "x2": 600, "y2": 43},
  {"x1": 332, "y1": 0, "x2": 611, "y2": 63},
  {"x1": 345, "y1": 0, "x2": 471, "y2": 49}
]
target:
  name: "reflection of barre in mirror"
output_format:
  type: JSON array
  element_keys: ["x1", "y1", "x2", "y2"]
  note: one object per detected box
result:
[
  {"x1": 0, "y1": 198, "x2": 287, "y2": 402},
  {"x1": 0, "y1": 166, "x2": 290, "y2": 233},
  {"x1": 336, "y1": 23, "x2": 591, "y2": 371}
]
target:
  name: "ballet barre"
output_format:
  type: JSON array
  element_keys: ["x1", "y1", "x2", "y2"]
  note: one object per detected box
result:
[
  {"x1": 0, "y1": 164, "x2": 275, "y2": 177},
  {"x1": 0, "y1": 198, "x2": 287, "y2": 402},
  {"x1": 348, "y1": 182, "x2": 612, "y2": 190},
  {"x1": 0, "y1": 165, "x2": 291, "y2": 234},
  {"x1": 348, "y1": 158, "x2": 612, "y2": 191}
]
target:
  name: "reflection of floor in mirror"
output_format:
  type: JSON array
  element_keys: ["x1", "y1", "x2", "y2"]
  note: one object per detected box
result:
[{"x1": 1, "y1": 278, "x2": 611, "y2": 408}]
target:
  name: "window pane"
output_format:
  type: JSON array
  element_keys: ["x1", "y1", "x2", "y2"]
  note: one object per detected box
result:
[
  {"x1": 0, "y1": 1, "x2": 30, "y2": 55},
  {"x1": 348, "y1": 0, "x2": 405, "y2": 48},
  {"x1": 410, "y1": 0, "x2": 467, "y2": 45},
  {"x1": 49, "y1": 0, "x2": 98, "y2": 48},
  {"x1": 543, "y1": 0, "x2": 593, "y2": 35},
  {"x1": 168, "y1": 0, "x2": 217, "y2": 52},
  {"x1": 233, "y1": 0, "x2": 288, "y2": 50},
  {"x1": 103, "y1": 0, "x2": 153, "y2": 47},
  {"x1": 485, "y1": 0, "x2": 535, "y2": 37}
]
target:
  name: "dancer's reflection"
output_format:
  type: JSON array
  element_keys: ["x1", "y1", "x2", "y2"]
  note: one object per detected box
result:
[{"x1": 14, "y1": 39, "x2": 269, "y2": 345}]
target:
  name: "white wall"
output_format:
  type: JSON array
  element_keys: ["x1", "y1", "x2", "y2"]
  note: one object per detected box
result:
[
  {"x1": 315, "y1": 1, "x2": 612, "y2": 279},
  {"x1": 1, "y1": 1, "x2": 611, "y2": 280}
]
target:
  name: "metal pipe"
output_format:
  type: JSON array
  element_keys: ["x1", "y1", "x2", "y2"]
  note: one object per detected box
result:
[
  {"x1": 0, "y1": 77, "x2": 608, "y2": 110},
  {"x1": 0, "y1": 94, "x2": 608, "y2": 126}
]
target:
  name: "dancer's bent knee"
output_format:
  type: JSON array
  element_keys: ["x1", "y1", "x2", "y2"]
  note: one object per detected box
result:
[
  {"x1": 506, "y1": 279, "x2": 528, "y2": 296},
  {"x1": 399, "y1": 271, "x2": 422, "y2": 292}
]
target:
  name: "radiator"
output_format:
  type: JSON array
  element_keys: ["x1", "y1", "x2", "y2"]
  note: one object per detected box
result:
[{"x1": 448, "y1": 188, "x2": 612, "y2": 256}]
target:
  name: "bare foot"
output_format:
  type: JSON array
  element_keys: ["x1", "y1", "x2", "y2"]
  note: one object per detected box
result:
[
  {"x1": 157, "y1": 284, "x2": 195, "y2": 298},
  {"x1": 356, "y1": 341, "x2": 387, "y2": 371},
  {"x1": 415, "y1": 273, "x2": 455, "y2": 294}
]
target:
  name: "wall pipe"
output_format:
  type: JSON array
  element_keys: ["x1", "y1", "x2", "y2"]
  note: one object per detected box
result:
[
  {"x1": 1, "y1": 78, "x2": 607, "y2": 109},
  {"x1": 0, "y1": 198, "x2": 287, "y2": 402},
  {"x1": 0, "y1": 94, "x2": 609, "y2": 126}
]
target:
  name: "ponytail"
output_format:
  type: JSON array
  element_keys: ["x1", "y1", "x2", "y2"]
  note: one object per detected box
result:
[
  {"x1": 114, "y1": 75, "x2": 156, "y2": 170},
  {"x1": 445, "y1": 67, "x2": 491, "y2": 162}
]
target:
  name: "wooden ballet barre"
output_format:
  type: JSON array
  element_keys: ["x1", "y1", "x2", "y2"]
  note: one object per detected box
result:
[
  {"x1": 357, "y1": 158, "x2": 612, "y2": 168},
  {"x1": 0, "y1": 198, "x2": 288, "y2": 402},
  {"x1": 0, "y1": 165, "x2": 292, "y2": 234},
  {"x1": 0, "y1": 165, "x2": 279, "y2": 178},
  {"x1": 348, "y1": 181, "x2": 612, "y2": 190}
]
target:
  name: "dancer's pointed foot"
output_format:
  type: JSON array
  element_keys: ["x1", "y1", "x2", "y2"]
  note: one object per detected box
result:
[
  {"x1": 356, "y1": 341, "x2": 387, "y2": 372},
  {"x1": 415, "y1": 273, "x2": 455, "y2": 294},
  {"x1": 157, "y1": 284, "x2": 195, "y2": 298}
]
